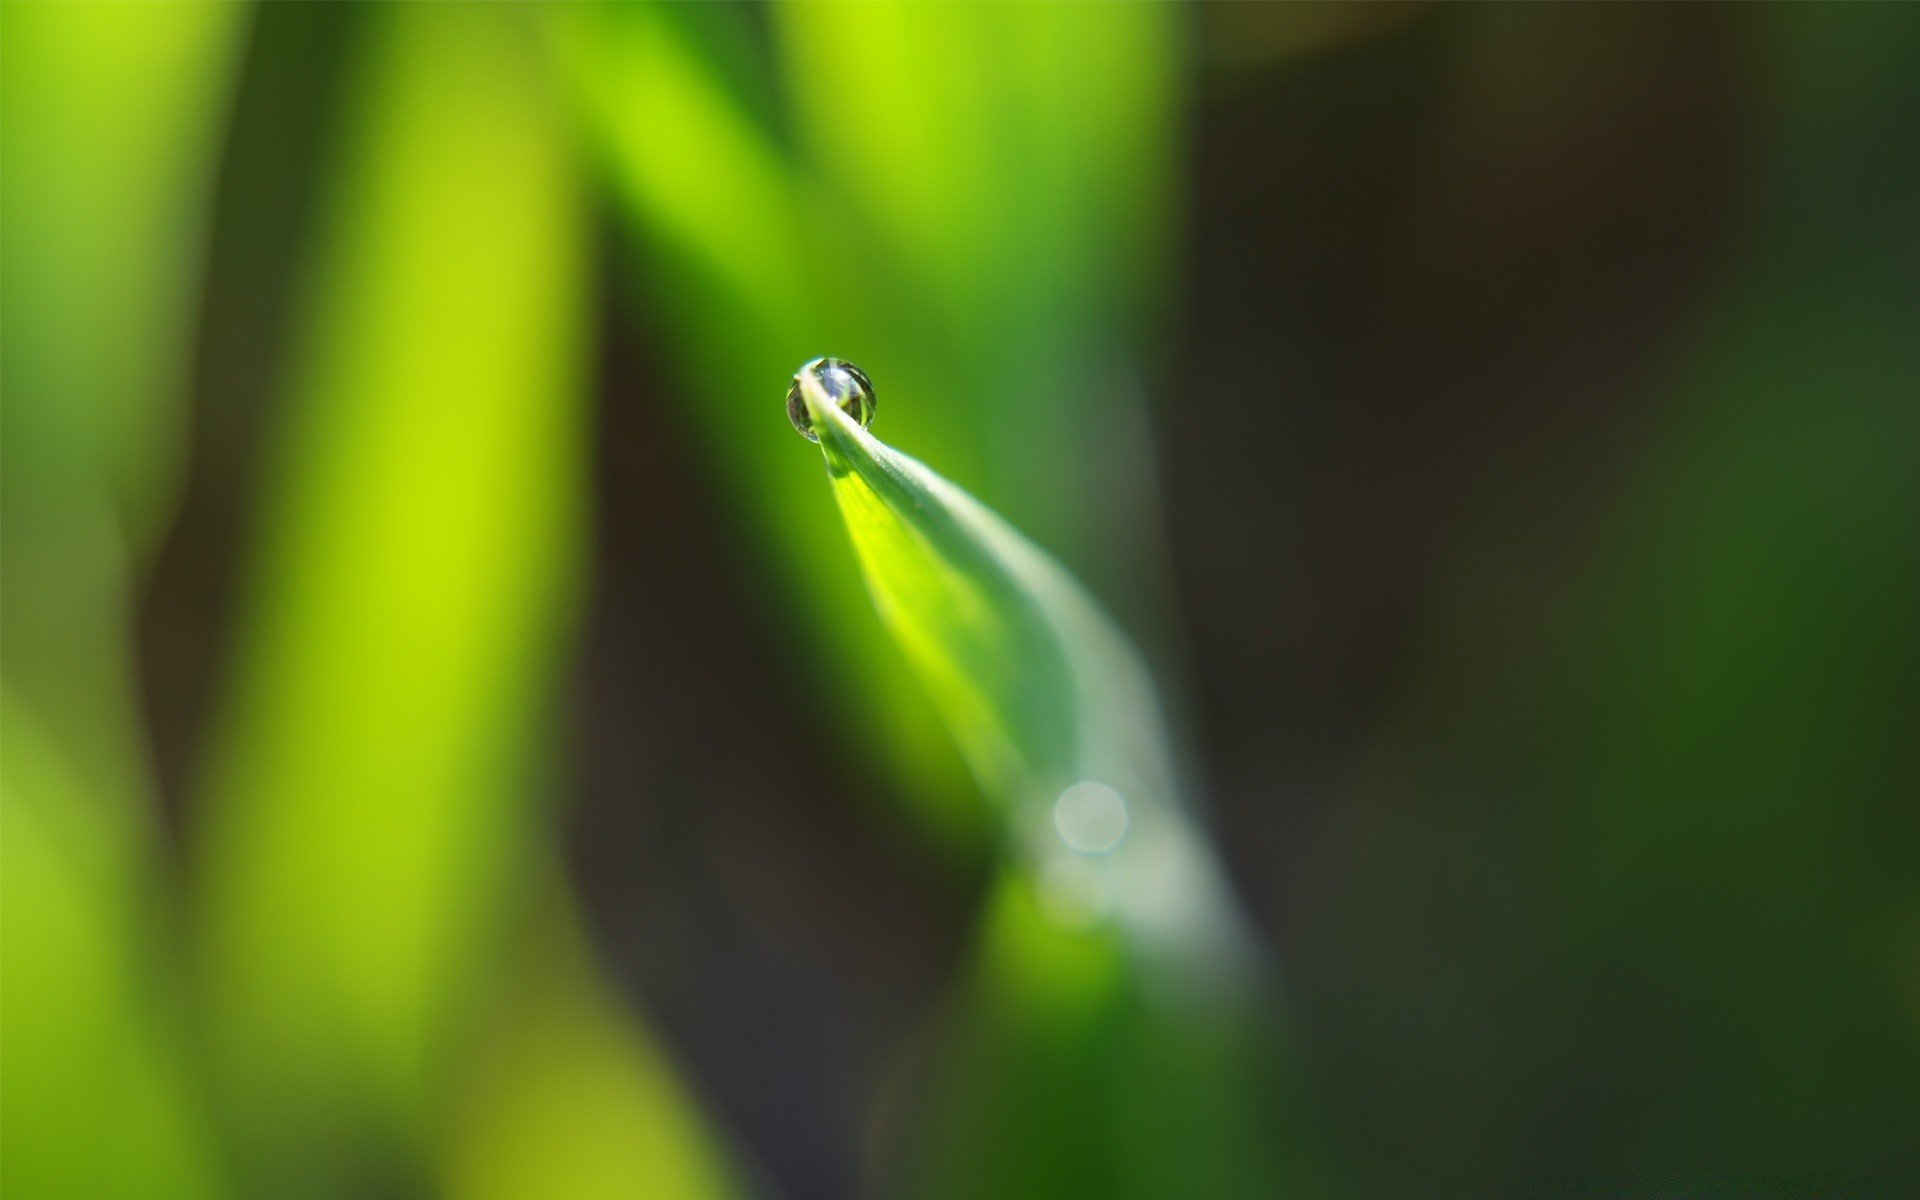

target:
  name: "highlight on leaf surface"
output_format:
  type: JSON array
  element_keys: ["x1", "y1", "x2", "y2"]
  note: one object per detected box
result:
[{"x1": 797, "y1": 369, "x2": 1253, "y2": 982}]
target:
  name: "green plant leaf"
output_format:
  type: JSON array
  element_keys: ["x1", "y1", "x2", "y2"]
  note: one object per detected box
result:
[
  {"x1": 802, "y1": 382, "x2": 1313, "y2": 1200},
  {"x1": 190, "y1": 11, "x2": 739, "y2": 1194},
  {"x1": 801, "y1": 378, "x2": 1251, "y2": 980},
  {"x1": 1, "y1": 4, "x2": 245, "y2": 1196},
  {"x1": 555, "y1": 2, "x2": 1187, "y2": 850}
]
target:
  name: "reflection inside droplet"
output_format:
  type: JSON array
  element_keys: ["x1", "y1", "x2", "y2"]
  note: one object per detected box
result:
[
  {"x1": 787, "y1": 356, "x2": 877, "y2": 442},
  {"x1": 1052, "y1": 780, "x2": 1129, "y2": 854}
]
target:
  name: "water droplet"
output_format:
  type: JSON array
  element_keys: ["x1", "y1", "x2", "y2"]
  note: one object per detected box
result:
[
  {"x1": 1053, "y1": 781, "x2": 1129, "y2": 854},
  {"x1": 787, "y1": 356, "x2": 876, "y2": 442}
]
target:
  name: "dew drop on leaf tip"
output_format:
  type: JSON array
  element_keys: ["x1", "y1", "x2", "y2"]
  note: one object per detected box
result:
[{"x1": 787, "y1": 356, "x2": 877, "y2": 442}]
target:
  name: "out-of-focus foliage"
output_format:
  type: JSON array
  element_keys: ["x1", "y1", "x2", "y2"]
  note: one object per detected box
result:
[
  {"x1": 440, "y1": 888, "x2": 738, "y2": 1200},
  {"x1": 192, "y1": 0, "x2": 584, "y2": 1146},
  {"x1": 184, "y1": 6, "x2": 733, "y2": 1195},
  {"x1": 2, "y1": 4, "x2": 246, "y2": 1197},
  {"x1": 1557, "y1": 5, "x2": 1919, "y2": 1163},
  {"x1": 3, "y1": 4, "x2": 738, "y2": 1198}
]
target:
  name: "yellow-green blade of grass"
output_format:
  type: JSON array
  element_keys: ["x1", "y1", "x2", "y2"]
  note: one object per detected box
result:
[
  {"x1": 192, "y1": 7, "x2": 739, "y2": 1194},
  {"x1": 1, "y1": 3, "x2": 247, "y2": 1196},
  {"x1": 440, "y1": 878, "x2": 743, "y2": 1200},
  {"x1": 802, "y1": 380, "x2": 1250, "y2": 979},
  {"x1": 802, "y1": 385, "x2": 1311, "y2": 1200}
]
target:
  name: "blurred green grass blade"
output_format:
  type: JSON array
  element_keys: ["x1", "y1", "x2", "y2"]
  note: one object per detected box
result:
[
  {"x1": 804, "y1": 385, "x2": 1249, "y2": 974},
  {"x1": 191, "y1": 7, "x2": 736, "y2": 1191},
  {"x1": 0, "y1": 0, "x2": 245, "y2": 816},
  {"x1": 1, "y1": 685, "x2": 231, "y2": 1200},
  {"x1": 552, "y1": 1, "x2": 985, "y2": 842},
  {"x1": 442, "y1": 886, "x2": 743, "y2": 1200},
  {"x1": 1, "y1": 4, "x2": 247, "y2": 1196},
  {"x1": 194, "y1": 0, "x2": 577, "y2": 1149},
  {"x1": 560, "y1": 4, "x2": 803, "y2": 332},
  {"x1": 0, "y1": 0, "x2": 248, "y2": 562},
  {"x1": 901, "y1": 871, "x2": 1302, "y2": 1200},
  {"x1": 772, "y1": 1, "x2": 1182, "y2": 593}
]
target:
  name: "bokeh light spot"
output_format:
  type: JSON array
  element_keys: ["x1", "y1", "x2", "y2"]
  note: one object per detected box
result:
[{"x1": 1052, "y1": 781, "x2": 1129, "y2": 855}]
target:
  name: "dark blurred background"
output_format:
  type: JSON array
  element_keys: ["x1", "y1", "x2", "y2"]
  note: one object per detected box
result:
[{"x1": 5, "y1": 4, "x2": 1916, "y2": 1199}]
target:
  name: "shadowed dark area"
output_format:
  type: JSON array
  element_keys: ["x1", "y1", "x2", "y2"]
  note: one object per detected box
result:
[{"x1": 138, "y1": 4, "x2": 357, "y2": 827}]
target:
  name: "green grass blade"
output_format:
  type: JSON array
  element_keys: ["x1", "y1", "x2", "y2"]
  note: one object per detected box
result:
[
  {"x1": 1, "y1": 4, "x2": 247, "y2": 1195},
  {"x1": 803, "y1": 386, "x2": 1310, "y2": 1200},
  {"x1": 802, "y1": 381, "x2": 1250, "y2": 978},
  {"x1": 190, "y1": 10, "x2": 740, "y2": 1193},
  {"x1": 556, "y1": 2, "x2": 1189, "y2": 849}
]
